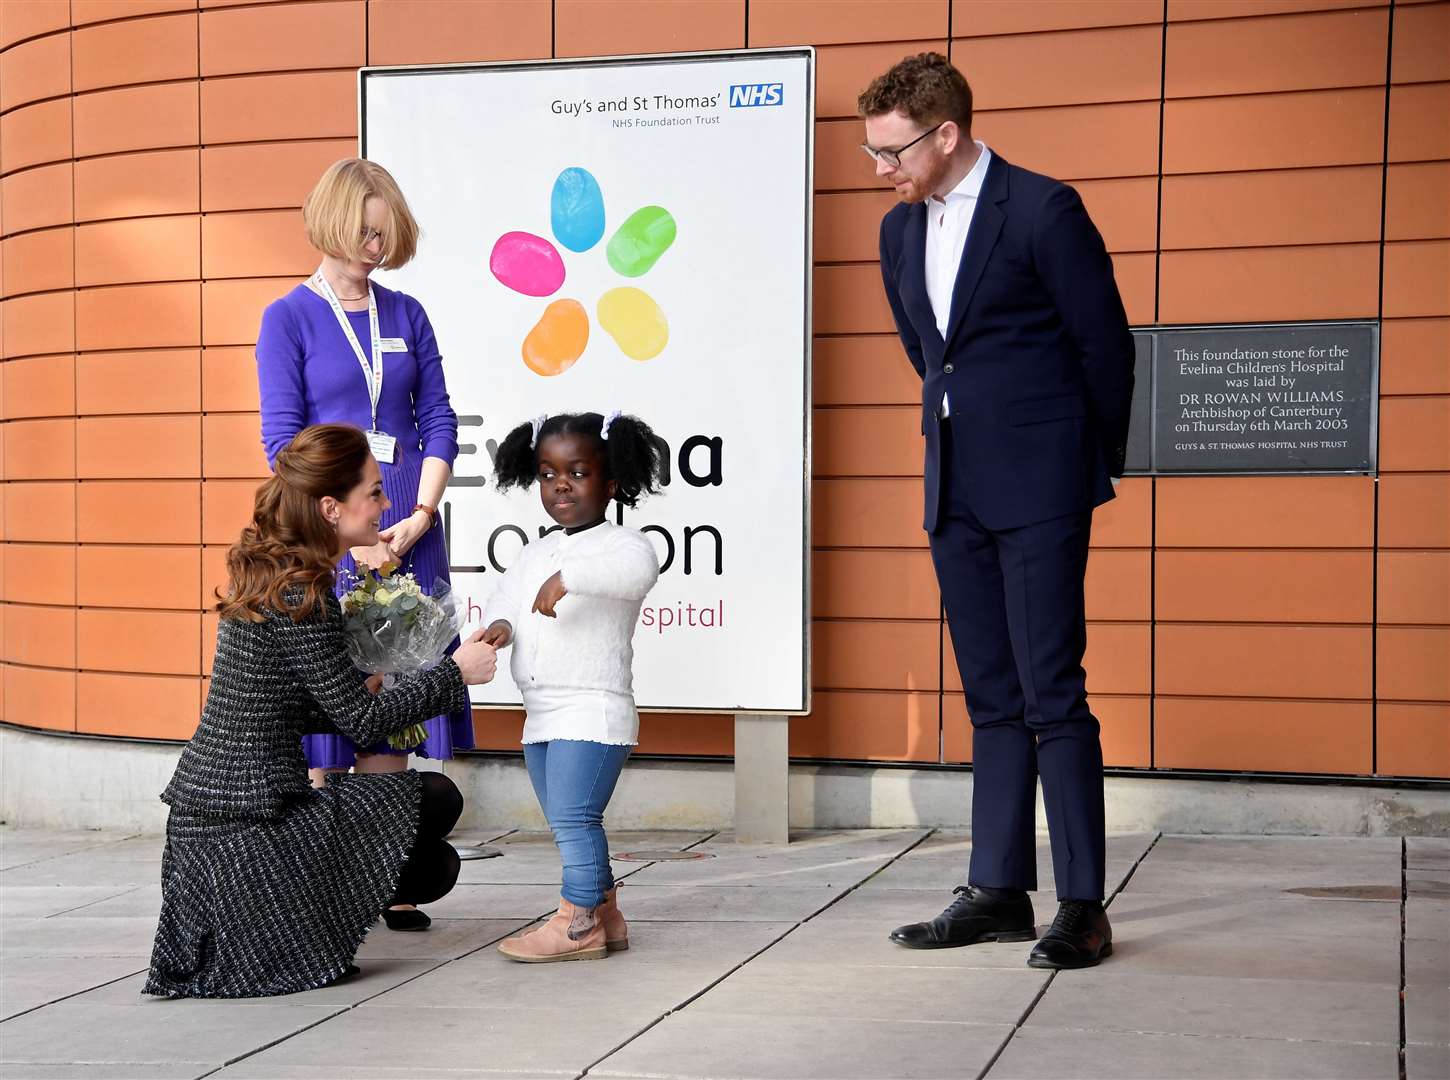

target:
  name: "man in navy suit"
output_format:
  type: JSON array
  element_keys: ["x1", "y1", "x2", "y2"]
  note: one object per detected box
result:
[{"x1": 860, "y1": 53, "x2": 1134, "y2": 969}]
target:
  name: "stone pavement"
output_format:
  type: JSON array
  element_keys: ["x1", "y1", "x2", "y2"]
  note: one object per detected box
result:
[{"x1": 0, "y1": 827, "x2": 1446, "y2": 1080}]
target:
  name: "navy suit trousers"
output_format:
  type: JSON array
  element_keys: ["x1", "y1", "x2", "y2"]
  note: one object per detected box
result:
[{"x1": 930, "y1": 420, "x2": 1106, "y2": 901}]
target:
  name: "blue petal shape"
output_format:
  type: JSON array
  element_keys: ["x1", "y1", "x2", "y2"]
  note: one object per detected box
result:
[{"x1": 550, "y1": 167, "x2": 606, "y2": 253}]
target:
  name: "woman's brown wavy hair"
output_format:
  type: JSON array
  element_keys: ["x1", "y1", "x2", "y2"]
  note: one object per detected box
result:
[{"x1": 217, "y1": 424, "x2": 371, "y2": 623}]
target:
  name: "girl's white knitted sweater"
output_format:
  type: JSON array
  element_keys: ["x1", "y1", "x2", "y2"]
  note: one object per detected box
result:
[{"x1": 481, "y1": 521, "x2": 660, "y2": 697}]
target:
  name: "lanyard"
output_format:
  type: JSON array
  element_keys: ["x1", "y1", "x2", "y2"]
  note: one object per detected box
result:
[{"x1": 312, "y1": 271, "x2": 383, "y2": 433}]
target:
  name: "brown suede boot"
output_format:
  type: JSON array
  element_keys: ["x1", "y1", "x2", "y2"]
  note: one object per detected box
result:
[
  {"x1": 598, "y1": 884, "x2": 628, "y2": 952},
  {"x1": 497, "y1": 897, "x2": 607, "y2": 963}
]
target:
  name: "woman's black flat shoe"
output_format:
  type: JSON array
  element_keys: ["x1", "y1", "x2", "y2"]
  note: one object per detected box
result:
[{"x1": 382, "y1": 908, "x2": 431, "y2": 932}]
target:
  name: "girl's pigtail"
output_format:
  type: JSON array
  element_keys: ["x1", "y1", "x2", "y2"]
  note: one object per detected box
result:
[
  {"x1": 493, "y1": 421, "x2": 539, "y2": 492},
  {"x1": 604, "y1": 415, "x2": 663, "y2": 508}
]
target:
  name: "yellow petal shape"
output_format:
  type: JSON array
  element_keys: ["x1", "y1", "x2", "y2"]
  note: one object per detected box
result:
[
  {"x1": 596, "y1": 287, "x2": 668, "y2": 361},
  {"x1": 522, "y1": 298, "x2": 589, "y2": 377}
]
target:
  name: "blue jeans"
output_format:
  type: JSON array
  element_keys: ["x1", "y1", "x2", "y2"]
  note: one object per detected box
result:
[{"x1": 523, "y1": 741, "x2": 632, "y2": 908}]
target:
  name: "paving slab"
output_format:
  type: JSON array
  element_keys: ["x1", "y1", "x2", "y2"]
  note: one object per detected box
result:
[
  {"x1": 452, "y1": 831, "x2": 713, "y2": 886},
  {"x1": 1096, "y1": 923, "x2": 1401, "y2": 985},
  {"x1": 853, "y1": 832, "x2": 1155, "y2": 895},
  {"x1": 809, "y1": 885, "x2": 1059, "y2": 935},
  {"x1": 362, "y1": 944, "x2": 736, "y2": 1014},
  {"x1": 0, "y1": 825, "x2": 1440, "y2": 1080},
  {"x1": 353, "y1": 918, "x2": 533, "y2": 962},
  {"x1": 1407, "y1": 1041, "x2": 1450, "y2": 1080},
  {"x1": 1105, "y1": 892, "x2": 1400, "y2": 949},
  {"x1": 42, "y1": 887, "x2": 160, "y2": 921},
  {"x1": 0, "y1": 887, "x2": 144, "y2": 921},
  {"x1": 552, "y1": 918, "x2": 792, "y2": 968},
  {"x1": 683, "y1": 962, "x2": 1047, "y2": 1026},
  {"x1": 216, "y1": 1070, "x2": 567, "y2": 1080},
  {"x1": 592, "y1": 1011, "x2": 1014, "y2": 1079},
  {"x1": 0, "y1": 1001, "x2": 339, "y2": 1067},
  {"x1": 206, "y1": 1004, "x2": 648, "y2": 1077},
  {"x1": 420, "y1": 883, "x2": 566, "y2": 920},
  {"x1": 1405, "y1": 981, "x2": 1450, "y2": 1047},
  {"x1": 0, "y1": 858, "x2": 157, "y2": 889},
  {"x1": 0, "y1": 957, "x2": 147, "y2": 1020},
  {"x1": 620, "y1": 830, "x2": 928, "y2": 888},
  {"x1": 1406, "y1": 837, "x2": 1450, "y2": 871},
  {"x1": 1404, "y1": 897, "x2": 1450, "y2": 943},
  {"x1": 1022, "y1": 970, "x2": 1398, "y2": 1045},
  {"x1": 0, "y1": 831, "x2": 142, "y2": 872},
  {"x1": 987, "y1": 1026, "x2": 1398, "y2": 1079},
  {"x1": 0, "y1": 1065, "x2": 203, "y2": 1079},
  {"x1": 71, "y1": 959, "x2": 441, "y2": 1010},
  {"x1": 0, "y1": 917, "x2": 158, "y2": 959},
  {"x1": 53, "y1": 837, "x2": 165, "y2": 863},
  {"x1": 742, "y1": 915, "x2": 1039, "y2": 972},
  {"x1": 1122, "y1": 836, "x2": 1401, "y2": 896},
  {"x1": 1407, "y1": 934, "x2": 1450, "y2": 981},
  {"x1": 1407, "y1": 868, "x2": 1450, "y2": 901},
  {"x1": 598, "y1": 884, "x2": 843, "y2": 923}
]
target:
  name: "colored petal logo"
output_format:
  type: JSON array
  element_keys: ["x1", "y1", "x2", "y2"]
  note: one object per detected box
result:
[
  {"x1": 597, "y1": 287, "x2": 667, "y2": 361},
  {"x1": 607, "y1": 206, "x2": 676, "y2": 277},
  {"x1": 523, "y1": 299, "x2": 589, "y2": 377},
  {"x1": 492, "y1": 168, "x2": 675, "y2": 376},
  {"x1": 551, "y1": 167, "x2": 605, "y2": 253},
  {"x1": 489, "y1": 231, "x2": 565, "y2": 297}
]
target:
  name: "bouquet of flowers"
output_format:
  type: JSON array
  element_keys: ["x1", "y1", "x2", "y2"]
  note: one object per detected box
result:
[{"x1": 339, "y1": 569, "x2": 462, "y2": 750}]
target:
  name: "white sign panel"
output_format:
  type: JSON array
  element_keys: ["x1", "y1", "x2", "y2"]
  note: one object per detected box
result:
[{"x1": 362, "y1": 49, "x2": 813, "y2": 713}]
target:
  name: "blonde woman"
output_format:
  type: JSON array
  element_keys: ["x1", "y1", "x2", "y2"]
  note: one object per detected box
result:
[{"x1": 255, "y1": 159, "x2": 469, "y2": 932}]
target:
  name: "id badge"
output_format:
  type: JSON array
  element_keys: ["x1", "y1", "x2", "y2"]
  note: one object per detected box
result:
[
  {"x1": 378, "y1": 337, "x2": 408, "y2": 353},
  {"x1": 367, "y1": 430, "x2": 397, "y2": 464}
]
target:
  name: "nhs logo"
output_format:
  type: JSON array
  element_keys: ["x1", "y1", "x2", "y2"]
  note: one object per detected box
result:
[{"x1": 728, "y1": 83, "x2": 784, "y2": 108}]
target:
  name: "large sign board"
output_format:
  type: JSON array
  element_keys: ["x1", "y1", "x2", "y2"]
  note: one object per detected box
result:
[{"x1": 362, "y1": 49, "x2": 814, "y2": 713}]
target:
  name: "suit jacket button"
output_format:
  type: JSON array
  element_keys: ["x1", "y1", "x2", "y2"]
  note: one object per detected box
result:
[{"x1": 943, "y1": 363, "x2": 954, "y2": 374}]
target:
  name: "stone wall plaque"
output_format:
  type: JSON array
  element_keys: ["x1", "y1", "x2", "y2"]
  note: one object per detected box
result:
[{"x1": 1149, "y1": 321, "x2": 1378, "y2": 474}]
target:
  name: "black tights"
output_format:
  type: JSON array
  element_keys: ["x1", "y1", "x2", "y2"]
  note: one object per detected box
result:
[{"x1": 391, "y1": 773, "x2": 463, "y2": 906}]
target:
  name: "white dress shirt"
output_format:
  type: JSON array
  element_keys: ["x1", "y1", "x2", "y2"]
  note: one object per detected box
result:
[{"x1": 925, "y1": 141, "x2": 991, "y2": 417}]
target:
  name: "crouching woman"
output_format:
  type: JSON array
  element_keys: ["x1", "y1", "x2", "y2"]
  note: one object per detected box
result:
[{"x1": 144, "y1": 423, "x2": 497, "y2": 998}]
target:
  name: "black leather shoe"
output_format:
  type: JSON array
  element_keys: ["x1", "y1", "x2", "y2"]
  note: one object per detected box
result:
[
  {"x1": 382, "y1": 907, "x2": 431, "y2": 932},
  {"x1": 889, "y1": 885, "x2": 1036, "y2": 949},
  {"x1": 1028, "y1": 900, "x2": 1112, "y2": 969}
]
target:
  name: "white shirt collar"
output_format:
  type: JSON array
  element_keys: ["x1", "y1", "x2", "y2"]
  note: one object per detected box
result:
[{"x1": 932, "y1": 141, "x2": 992, "y2": 206}]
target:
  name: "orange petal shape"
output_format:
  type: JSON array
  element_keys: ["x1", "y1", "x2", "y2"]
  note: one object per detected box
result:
[{"x1": 522, "y1": 298, "x2": 589, "y2": 377}]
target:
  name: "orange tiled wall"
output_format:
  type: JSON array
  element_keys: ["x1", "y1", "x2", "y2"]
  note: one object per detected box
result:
[{"x1": 1, "y1": 0, "x2": 1445, "y2": 779}]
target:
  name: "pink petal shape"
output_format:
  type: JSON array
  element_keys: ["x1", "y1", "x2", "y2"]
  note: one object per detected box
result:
[{"x1": 490, "y1": 231, "x2": 566, "y2": 297}]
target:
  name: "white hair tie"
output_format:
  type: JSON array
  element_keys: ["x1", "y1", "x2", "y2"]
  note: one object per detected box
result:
[
  {"x1": 600, "y1": 409, "x2": 622, "y2": 441},
  {"x1": 529, "y1": 413, "x2": 549, "y2": 449}
]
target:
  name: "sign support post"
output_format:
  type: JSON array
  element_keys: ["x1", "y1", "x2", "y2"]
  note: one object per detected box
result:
[{"x1": 734, "y1": 713, "x2": 789, "y2": 844}]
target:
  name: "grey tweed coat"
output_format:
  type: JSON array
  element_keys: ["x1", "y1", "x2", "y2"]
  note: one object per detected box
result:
[{"x1": 144, "y1": 593, "x2": 469, "y2": 999}]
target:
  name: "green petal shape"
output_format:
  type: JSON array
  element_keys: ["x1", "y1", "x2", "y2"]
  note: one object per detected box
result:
[{"x1": 606, "y1": 206, "x2": 676, "y2": 278}]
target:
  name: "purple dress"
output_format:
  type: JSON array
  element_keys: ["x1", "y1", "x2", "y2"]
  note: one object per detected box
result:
[{"x1": 256, "y1": 281, "x2": 474, "y2": 769}]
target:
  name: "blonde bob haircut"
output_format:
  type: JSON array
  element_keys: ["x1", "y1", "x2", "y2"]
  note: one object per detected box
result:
[{"x1": 302, "y1": 158, "x2": 419, "y2": 270}]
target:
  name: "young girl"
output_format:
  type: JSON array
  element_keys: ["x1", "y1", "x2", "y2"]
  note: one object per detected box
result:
[{"x1": 483, "y1": 411, "x2": 664, "y2": 962}]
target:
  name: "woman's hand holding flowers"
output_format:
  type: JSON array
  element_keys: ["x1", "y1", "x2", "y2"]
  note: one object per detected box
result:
[{"x1": 351, "y1": 541, "x2": 398, "y2": 575}]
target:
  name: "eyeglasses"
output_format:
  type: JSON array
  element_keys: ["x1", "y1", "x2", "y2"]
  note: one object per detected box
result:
[{"x1": 861, "y1": 122, "x2": 945, "y2": 168}]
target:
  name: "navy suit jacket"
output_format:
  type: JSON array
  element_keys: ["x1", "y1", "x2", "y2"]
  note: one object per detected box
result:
[{"x1": 879, "y1": 153, "x2": 1135, "y2": 533}]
